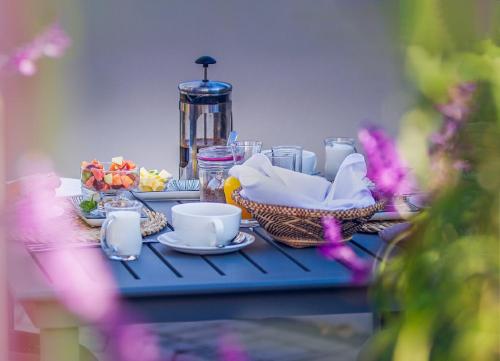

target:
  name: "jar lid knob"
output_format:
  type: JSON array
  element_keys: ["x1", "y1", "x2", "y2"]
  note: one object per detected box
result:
[{"x1": 195, "y1": 56, "x2": 216, "y2": 82}]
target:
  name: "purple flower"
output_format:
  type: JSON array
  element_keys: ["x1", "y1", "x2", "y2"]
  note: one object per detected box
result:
[
  {"x1": 4, "y1": 22, "x2": 70, "y2": 76},
  {"x1": 11, "y1": 167, "x2": 161, "y2": 361},
  {"x1": 430, "y1": 82, "x2": 476, "y2": 153},
  {"x1": 358, "y1": 125, "x2": 414, "y2": 200},
  {"x1": 320, "y1": 217, "x2": 370, "y2": 285},
  {"x1": 435, "y1": 82, "x2": 476, "y2": 122},
  {"x1": 427, "y1": 82, "x2": 477, "y2": 189},
  {"x1": 218, "y1": 334, "x2": 249, "y2": 361}
]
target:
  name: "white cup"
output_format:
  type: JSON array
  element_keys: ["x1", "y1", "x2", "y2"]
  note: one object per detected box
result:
[
  {"x1": 172, "y1": 202, "x2": 242, "y2": 247},
  {"x1": 301, "y1": 150, "x2": 317, "y2": 175}
]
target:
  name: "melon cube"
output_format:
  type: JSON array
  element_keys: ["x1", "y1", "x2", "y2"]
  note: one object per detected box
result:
[
  {"x1": 111, "y1": 156, "x2": 124, "y2": 165},
  {"x1": 112, "y1": 174, "x2": 122, "y2": 186},
  {"x1": 158, "y1": 170, "x2": 172, "y2": 181},
  {"x1": 104, "y1": 173, "x2": 113, "y2": 185},
  {"x1": 121, "y1": 175, "x2": 134, "y2": 188}
]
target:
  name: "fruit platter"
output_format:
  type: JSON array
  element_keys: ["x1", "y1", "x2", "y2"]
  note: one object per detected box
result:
[
  {"x1": 138, "y1": 167, "x2": 172, "y2": 192},
  {"x1": 133, "y1": 168, "x2": 200, "y2": 201},
  {"x1": 81, "y1": 156, "x2": 139, "y2": 193},
  {"x1": 80, "y1": 156, "x2": 199, "y2": 202}
]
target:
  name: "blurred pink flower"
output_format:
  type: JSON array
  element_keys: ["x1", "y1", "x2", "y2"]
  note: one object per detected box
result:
[
  {"x1": 218, "y1": 334, "x2": 249, "y2": 361},
  {"x1": 320, "y1": 217, "x2": 370, "y2": 285},
  {"x1": 427, "y1": 82, "x2": 477, "y2": 190},
  {"x1": 431, "y1": 82, "x2": 476, "y2": 151},
  {"x1": 11, "y1": 168, "x2": 161, "y2": 361},
  {"x1": 435, "y1": 82, "x2": 476, "y2": 122},
  {"x1": 358, "y1": 125, "x2": 414, "y2": 200},
  {"x1": 110, "y1": 321, "x2": 161, "y2": 361},
  {"x1": 13, "y1": 172, "x2": 117, "y2": 321},
  {"x1": 3, "y1": 22, "x2": 70, "y2": 76}
]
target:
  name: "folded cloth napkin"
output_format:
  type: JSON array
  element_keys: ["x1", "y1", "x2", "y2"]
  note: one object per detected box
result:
[{"x1": 229, "y1": 153, "x2": 375, "y2": 210}]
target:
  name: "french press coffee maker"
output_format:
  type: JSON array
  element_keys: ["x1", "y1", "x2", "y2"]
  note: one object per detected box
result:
[{"x1": 178, "y1": 56, "x2": 233, "y2": 179}]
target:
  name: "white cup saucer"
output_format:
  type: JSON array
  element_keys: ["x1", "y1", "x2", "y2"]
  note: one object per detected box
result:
[{"x1": 157, "y1": 231, "x2": 255, "y2": 255}]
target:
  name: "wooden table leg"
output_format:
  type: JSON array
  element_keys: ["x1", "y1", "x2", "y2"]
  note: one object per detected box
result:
[{"x1": 40, "y1": 327, "x2": 79, "y2": 361}]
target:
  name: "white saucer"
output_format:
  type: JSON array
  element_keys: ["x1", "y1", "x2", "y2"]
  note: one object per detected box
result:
[{"x1": 157, "y1": 231, "x2": 255, "y2": 255}]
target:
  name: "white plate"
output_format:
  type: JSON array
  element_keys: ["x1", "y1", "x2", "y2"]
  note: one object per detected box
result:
[
  {"x1": 157, "y1": 231, "x2": 255, "y2": 255},
  {"x1": 132, "y1": 190, "x2": 200, "y2": 201}
]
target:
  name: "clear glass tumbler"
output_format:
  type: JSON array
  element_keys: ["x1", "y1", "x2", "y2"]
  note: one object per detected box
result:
[
  {"x1": 271, "y1": 146, "x2": 303, "y2": 172},
  {"x1": 235, "y1": 140, "x2": 263, "y2": 162},
  {"x1": 100, "y1": 200, "x2": 143, "y2": 261},
  {"x1": 262, "y1": 150, "x2": 297, "y2": 171},
  {"x1": 324, "y1": 137, "x2": 357, "y2": 181}
]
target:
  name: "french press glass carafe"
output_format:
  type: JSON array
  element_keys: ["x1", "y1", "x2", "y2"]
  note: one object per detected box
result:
[{"x1": 178, "y1": 56, "x2": 233, "y2": 179}]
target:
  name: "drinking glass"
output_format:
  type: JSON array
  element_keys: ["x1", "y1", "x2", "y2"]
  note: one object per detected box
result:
[
  {"x1": 271, "y1": 146, "x2": 303, "y2": 172},
  {"x1": 324, "y1": 137, "x2": 357, "y2": 181},
  {"x1": 234, "y1": 140, "x2": 263, "y2": 162},
  {"x1": 262, "y1": 150, "x2": 297, "y2": 171},
  {"x1": 100, "y1": 200, "x2": 143, "y2": 261}
]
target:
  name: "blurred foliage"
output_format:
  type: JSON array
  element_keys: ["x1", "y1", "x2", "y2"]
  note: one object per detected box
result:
[{"x1": 362, "y1": 1, "x2": 500, "y2": 360}]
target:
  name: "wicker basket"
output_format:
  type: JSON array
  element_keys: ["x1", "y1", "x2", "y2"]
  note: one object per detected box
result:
[{"x1": 232, "y1": 188, "x2": 385, "y2": 248}]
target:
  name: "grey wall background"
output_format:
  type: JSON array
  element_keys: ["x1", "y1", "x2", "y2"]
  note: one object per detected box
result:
[{"x1": 47, "y1": 0, "x2": 412, "y2": 177}]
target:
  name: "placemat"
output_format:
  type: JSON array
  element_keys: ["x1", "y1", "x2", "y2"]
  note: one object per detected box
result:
[{"x1": 17, "y1": 202, "x2": 167, "y2": 253}]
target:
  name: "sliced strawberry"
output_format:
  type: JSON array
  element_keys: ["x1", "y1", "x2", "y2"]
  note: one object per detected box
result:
[
  {"x1": 91, "y1": 168, "x2": 104, "y2": 181},
  {"x1": 85, "y1": 176, "x2": 95, "y2": 189}
]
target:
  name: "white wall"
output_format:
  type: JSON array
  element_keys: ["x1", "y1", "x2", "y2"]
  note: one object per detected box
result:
[{"x1": 46, "y1": 0, "x2": 411, "y2": 177}]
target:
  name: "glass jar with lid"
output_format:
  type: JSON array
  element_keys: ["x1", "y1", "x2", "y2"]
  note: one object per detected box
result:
[{"x1": 197, "y1": 146, "x2": 243, "y2": 203}]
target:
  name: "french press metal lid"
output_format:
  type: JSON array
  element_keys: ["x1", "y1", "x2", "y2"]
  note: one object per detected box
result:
[{"x1": 178, "y1": 56, "x2": 233, "y2": 179}]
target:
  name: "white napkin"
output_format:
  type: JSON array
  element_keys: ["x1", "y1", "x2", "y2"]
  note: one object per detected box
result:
[{"x1": 229, "y1": 153, "x2": 375, "y2": 210}]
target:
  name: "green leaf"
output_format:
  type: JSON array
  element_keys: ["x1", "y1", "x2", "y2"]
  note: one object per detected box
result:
[{"x1": 79, "y1": 199, "x2": 98, "y2": 213}]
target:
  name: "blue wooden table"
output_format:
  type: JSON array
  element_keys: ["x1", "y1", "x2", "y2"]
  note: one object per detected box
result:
[{"x1": 9, "y1": 199, "x2": 388, "y2": 361}]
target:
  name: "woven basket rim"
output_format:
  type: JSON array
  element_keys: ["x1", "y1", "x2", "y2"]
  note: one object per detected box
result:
[{"x1": 232, "y1": 188, "x2": 385, "y2": 219}]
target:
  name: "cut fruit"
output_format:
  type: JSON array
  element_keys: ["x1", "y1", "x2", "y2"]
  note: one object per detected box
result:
[
  {"x1": 158, "y1": 169, "x2": 172, "y2": 180},
  {"x1": 224, "y1": 176, "x2": 252, "y2": 219},
  {"x1": 112, "y1": 174, "x2": 122, "y2": 186},
  {"x1": 123, "y1": 160, "x2": 136, "y2": 170},
  {"x1": 81, "y1": 170, "x2": 92, "y2": 183},
  {"x1": 81, "y1": 157, "x2": 138, "y2": 192},
  {"x1": 104, "y1": 173, "x2": 113, "y2": 185},
  {"x1": 91, "y1": 168, "x2": 104, "y2": 181},
  {"x1": 151, "y1": 179, "x2": 164, "y2": 191},
  {"x1": 111, "y1": 156, "x2": 124, "y2": 165},
  {"x1": 138, "y1": 167, "x2": 171, "y2": 192},
  {"x1": 85, "y1": 176, "x2": 95, "y2": 188},
  {"x1": 121, "y1": 175, "x2": 133, "y2": 188}
]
